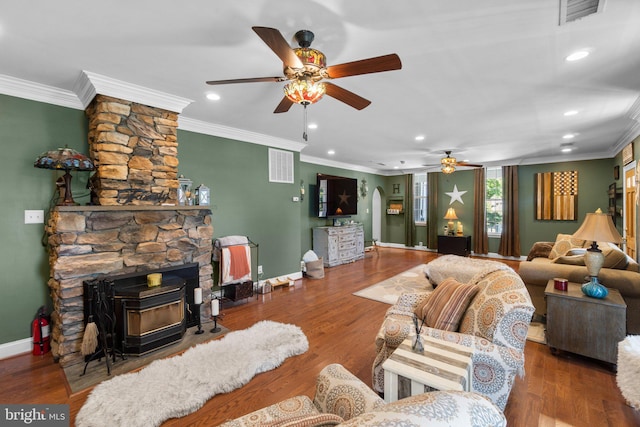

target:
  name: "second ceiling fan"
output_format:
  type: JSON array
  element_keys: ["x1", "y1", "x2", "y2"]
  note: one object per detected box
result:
[
  {"x1": 439, "y1": 151, "x2": 483, "y2": 174},
  {"x1": 206, "y1": 26, "x2": 402, "y2": 113}
]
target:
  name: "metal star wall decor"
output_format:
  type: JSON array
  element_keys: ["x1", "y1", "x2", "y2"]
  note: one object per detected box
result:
[
  {"x1": 446, "y1": 185, "x2": 467, "y2": 205},
  {"x1": 338, "y1": 189, "x2": 352, "y2": 206}
]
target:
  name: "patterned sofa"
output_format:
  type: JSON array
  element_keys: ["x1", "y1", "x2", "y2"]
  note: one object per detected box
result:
[
  {"x1": 373, "y1": 259, "x2": 535, "y2": 410},
  {"x1": 219, "y1": 363, "x2": 506, "y2": 426}
]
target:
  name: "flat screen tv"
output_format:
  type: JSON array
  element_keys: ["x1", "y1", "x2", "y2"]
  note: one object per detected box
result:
[{"x1": 317, "y1": 174, "x2": 358, "y2": 217}]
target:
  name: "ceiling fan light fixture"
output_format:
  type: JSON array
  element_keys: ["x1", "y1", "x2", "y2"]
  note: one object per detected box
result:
[
  {"x1": 441, "y1": 164, "x2": 455, "y2": 174},
  {"x1": 284, "y1": 79, "x2": 326, "y2": 105}
]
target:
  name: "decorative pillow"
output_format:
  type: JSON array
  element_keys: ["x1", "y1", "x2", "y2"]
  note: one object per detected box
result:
[
  {"x1": 600, "y1": 243, "x2": 629, "y2": 269},
  {"x1": 419, "y1": 278, "x2": 479, "y2": 331},
  {"x1": 263, "y1": 413, "x2": 344, "y2": 427},
  {"x1": 548, "y1": 234, "x2": 585, "y2": 259},
  {"x1": 526, "y1": 241, "x2": 554, "y2": 261}
]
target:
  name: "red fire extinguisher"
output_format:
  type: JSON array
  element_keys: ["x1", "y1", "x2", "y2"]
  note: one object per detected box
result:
[{"x1": 32, "y1": 306, "x2": 50, "y2": 356}]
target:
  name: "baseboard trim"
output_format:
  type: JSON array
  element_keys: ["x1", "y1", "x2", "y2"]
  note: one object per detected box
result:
[{"x1": 0, "y1": 338, "x2": 31, "y2": 360}]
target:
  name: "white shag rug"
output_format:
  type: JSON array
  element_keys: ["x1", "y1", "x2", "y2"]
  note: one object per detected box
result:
[
  {"x1": 617, "y1": 335, "x2": 640, "y2": 410},
  {"x1": 76, "y1": 320, "x2": 309, "y2": 427}
]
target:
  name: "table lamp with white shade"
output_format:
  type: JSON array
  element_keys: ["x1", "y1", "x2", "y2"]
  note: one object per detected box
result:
[
  {"x1": 444, "y1": 208, "x2": 458, "y2": 236},
  {"x1": 571, "y1": 208, "x2": 622, "y2": 298}
]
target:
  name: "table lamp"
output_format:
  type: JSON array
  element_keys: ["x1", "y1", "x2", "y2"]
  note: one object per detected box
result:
[
  {"x1": 34, "y1": 147, "x2": 95, "y2": 206},
  {"x1": 572, "y1": 208, "x2": 622, "y2": 298},
  {"x1": 444, "y1": 208, "x2": 458, "y2": 236}
]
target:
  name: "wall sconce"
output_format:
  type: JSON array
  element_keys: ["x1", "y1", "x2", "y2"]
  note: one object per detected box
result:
[
  {"x1": 360, "y1": 179, "x2": 368, "y2": 199},
  {"x1": 300, "y1": 179, "x2": 305, "y2": 201}
]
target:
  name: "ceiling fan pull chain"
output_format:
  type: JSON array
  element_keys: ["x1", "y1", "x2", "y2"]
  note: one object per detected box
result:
[{"x1": 303, "y1": 104, "x2": 308, "y2": 142}]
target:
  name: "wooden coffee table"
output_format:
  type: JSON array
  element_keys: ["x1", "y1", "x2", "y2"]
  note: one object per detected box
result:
[
  {"x1": 382, "y1": 336, "x2": 472, "y2": 402},
  {"x1": 545, "y1": 280, "x2": 626, "y2": 366}
]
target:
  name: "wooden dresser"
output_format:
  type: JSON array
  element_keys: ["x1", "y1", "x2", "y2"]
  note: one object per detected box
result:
[{"x1": 313, "y1": 225, "x2": 365, "y2": 267}]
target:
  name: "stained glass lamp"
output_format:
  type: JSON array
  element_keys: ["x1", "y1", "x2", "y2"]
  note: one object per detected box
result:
[{"x1": 34, "y1": 147, "x2": 95, "y2": 206}]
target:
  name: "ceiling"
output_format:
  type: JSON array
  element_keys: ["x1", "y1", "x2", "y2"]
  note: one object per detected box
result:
[{"x1": 2, "y1": 0, "x2": 640, "y2": 175}]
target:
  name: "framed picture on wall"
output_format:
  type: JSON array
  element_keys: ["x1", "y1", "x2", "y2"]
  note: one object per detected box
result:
[
  {"x1": 534, "y1": 170, "x2": 578, "y2": 221},
  {"x1": 622, "y1": 143, "x2": 634, "y2": 165}
]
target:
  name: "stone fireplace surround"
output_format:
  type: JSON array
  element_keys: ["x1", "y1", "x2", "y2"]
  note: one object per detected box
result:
[
  {"x1": 44, "y1": 84, "x2": 215, "y2": 367},
  {"x1": 47, "y1": 206, "x2": 213, "y2": 367}
]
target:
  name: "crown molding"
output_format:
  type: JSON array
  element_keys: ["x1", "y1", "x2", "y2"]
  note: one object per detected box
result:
[
  {"x1": 74, "y1": 71, "x2": 193, "y2": 113},
  {"x1": 179, "y1": 116, "x2": 306, "y2": 153},
  {"x1": 0, "y1": 74, "x2": 83, "y2": 110},
  {"x1": 299, "y1": 154, "x2": 381, "y2": 174}
]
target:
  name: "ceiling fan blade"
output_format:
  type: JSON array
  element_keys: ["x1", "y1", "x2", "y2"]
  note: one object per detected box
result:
[
  {"x1": 274, "y1": 96, "x2": 294, "y2": 114},
  {"x1": 325, "y1": 54, "x2": 402, "y2": 79},
  {"x1": 252, "y1": 26, "x2": 304, "y2": 69},
  {"x1": 206, "y1": 76, "x2": 286, "y2": 85},
  {"x1": 324, "y1": 83, "x2": 371, "y2": 110},
  {"x1": 457, "y1": 162, "x2": 483, "y2": 168}
]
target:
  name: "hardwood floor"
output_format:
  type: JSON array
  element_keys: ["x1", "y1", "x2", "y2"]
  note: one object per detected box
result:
[{"x1": 1, "y1": 248, "x2": 638, "y2": 426}]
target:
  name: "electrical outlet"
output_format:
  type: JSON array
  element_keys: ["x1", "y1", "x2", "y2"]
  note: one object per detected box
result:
[
  {"x1": 257, "y1": 265, "x2": 263, "y2": 275},
  {"x1": 292, "y1": 196, "x2": 300, "y2": 202},
  {"x1": 24, "y1": 210, "x2": 44, "y2": 224}
]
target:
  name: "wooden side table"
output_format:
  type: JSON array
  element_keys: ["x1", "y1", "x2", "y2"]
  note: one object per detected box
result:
[
  {"x1": 437, "y1": 235, "x2": 471, "y2": 256},
  {"x1": 382, "y1": 337, "x2": 472, "y2": 402},
  {"x1": 545, "y1": 280, "x2": 626, "y2": 366}
]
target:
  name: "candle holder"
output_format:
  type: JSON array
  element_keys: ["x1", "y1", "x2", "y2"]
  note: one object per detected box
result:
[
  {"x1": 210, "y1": 297, "x2": 221, "y2": 333},
  {"x1": 210, "y1": 314, "x2": 221, "y2": 333},
  {"x1": 194, "y1": 303, "x2": 204, "y2": 335}
]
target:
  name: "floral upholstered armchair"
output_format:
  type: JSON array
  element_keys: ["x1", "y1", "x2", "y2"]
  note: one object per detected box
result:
[
  {"x1": 373, "y1": 263, "x2": 535, "y2": 410},
  {"x1": 219, "y1": 363, "x2": 506, "y2": 426}
]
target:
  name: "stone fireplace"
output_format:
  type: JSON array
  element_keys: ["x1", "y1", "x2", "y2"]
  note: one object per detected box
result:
[{"x1": 45, "y1": 88, "x2": 214, "y2": 367}]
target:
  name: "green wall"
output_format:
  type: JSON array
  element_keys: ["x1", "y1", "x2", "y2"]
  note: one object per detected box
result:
[
  {"x1": 176, "y1": 130, "x2": 302, "y2": 281},
  {"x1": 0, "y1": 94, "x2": 89, "y2": 344},
  {"x1": 518, "y1": 159, "x2": 615, "y2": 252}
]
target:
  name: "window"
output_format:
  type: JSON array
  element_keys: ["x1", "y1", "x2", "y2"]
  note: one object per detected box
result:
[
  {"x1": 413, "y1": 173, "x2": 428, "y2": 224},
  {"x1": 486, "y1": 167, "x2": 503, "y2": 236}
]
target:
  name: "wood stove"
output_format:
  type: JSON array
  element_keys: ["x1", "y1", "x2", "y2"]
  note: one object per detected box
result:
[
  {"x1": 114, "y1": 275, "x2": 186, "y2": 356},
  {"x1": 84, "y1": 263, "x2": 201, "y2": 358}
]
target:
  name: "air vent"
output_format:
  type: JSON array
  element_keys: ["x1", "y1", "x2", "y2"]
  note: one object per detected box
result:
[
  {"x1": 268, "y1": 148, "x2": 294, "y2": 183},
  {"x1": 559, "y1": 0, "x2": 605, "y2": 25}
]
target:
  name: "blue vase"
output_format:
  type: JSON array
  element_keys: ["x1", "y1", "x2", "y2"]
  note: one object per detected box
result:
[{"x1": 581, "y1": 277, "x2": 608, "y2": 299}]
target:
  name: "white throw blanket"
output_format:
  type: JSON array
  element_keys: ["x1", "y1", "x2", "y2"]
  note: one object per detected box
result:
[{"x1": 76, "y1": 320, "x2": 308, "y2": 427}]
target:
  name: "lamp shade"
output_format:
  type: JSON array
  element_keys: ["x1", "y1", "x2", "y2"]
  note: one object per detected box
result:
[
  {"x1": 572, "y1": 209, "x2": 622, "y2": 244},
  {"x1": 34, "y1": 147, "x2": 95, "y2": 171},
  {"x1": 443, "y1": 208, "x2": 458, "y2": 220}
]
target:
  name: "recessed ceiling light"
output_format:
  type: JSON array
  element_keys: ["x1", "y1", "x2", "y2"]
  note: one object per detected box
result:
[
  {"x1": 562, "y1": 133, "x2": 576, "y2": 139},
  {"x1": 206, "y1": 93, "x2": 221, "y2": 101},
  {"x1": 564, "y1": 110, "x2": 578, "y2": 116},
  {"x1": 565, "y1": 50, "x2": 590, "y2": 62},
  {"x1": 308, "y1": 123, "x2": 318, "y2": 129},
  {"x1": 394, "y1": 166, "x2": 399, "y2": 169},
  {"x1": 561, "y1": 143, "x2": 573, "y2": 153},
  {"x1": 415, "y1": 135, "x2": 425, "y2": 141},
  {"x1": 327, "y1": 150, "x2": 335, "y2": 155}
]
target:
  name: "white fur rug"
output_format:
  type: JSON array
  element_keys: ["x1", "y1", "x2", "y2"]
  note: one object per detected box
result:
[
  {"x1": 617, "y1": 335, "x2": 640, "y2": 410},
  {"x1": 76, "y1": 320, "x2": 309, "y2": 427}
]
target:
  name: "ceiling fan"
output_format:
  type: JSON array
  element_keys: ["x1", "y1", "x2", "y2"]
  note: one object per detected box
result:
[
  {"x1": 439, "y1": 151, "x2": 483, "y2": 174},
  {"x1": 206, "y1": 26, "x2": 402, "y2": 114}
]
